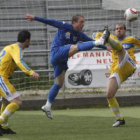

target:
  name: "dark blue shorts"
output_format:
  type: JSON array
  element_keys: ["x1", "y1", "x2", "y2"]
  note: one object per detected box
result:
[{"x1": 50, "y1": 44, "x2": 71, "y2": 78}]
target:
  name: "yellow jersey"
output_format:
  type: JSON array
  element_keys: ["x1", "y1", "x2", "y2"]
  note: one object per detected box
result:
[
  {"x1": 92, "y1": 32, "x2": 140, "y2": 73},
  {"x1": 0, "y1": 43, "x2": 34, "y2": 78}
]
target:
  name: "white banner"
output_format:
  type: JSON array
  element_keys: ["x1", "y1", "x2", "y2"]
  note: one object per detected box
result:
[{"x1": 65, "y1": 50, "x2": 140, "y2": 88}]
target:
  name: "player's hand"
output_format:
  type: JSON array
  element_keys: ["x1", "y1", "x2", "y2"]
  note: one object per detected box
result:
[
  {"x1": 26, "y1": 14, "x2": 35, "y2": 21},
  {"x1": 32, "y1": 72, "x2": 39, "y2": 80}
]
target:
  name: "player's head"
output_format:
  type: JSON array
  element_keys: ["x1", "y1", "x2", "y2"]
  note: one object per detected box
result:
[
  {"x1": 72, "y1": 14, "x2": 84, "y2": 31},
  {"x1": 115, "y1": 23, "x2": 126, "y2": 39},
  {"x1": 17, "y1": 30, "x2": 31, "y2": 48}
]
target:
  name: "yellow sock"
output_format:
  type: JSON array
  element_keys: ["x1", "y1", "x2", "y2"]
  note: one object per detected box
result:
[
  {"x1": 107, "y1": 97, "x2": 123, "y2": 120},
  {"x1": 2, "y1": 125, "x2": 9, "y2": 129},
  {"x1": 108, "y1": 38, "x2": 123, "y2": 51},
  {"x1": 1, "y1": 103, "x2": 9, "y2": 125},
  {"x1": 0, "y1": 102, "x2": 19, "y2": 124},
  {"x1": 1, "y1": 103, "x2": 6, "y2": 113}
]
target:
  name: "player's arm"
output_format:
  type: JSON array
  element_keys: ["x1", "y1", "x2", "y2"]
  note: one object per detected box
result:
[
  {"x1": 26, "y1": 14, "x2": 69, "y2": 29},
  {"x1": 132, "y1": 35, "x2": 140, "y2": 48},
  {"x1": 10, "y1": 46, "x2": 39, "y2": 80}
]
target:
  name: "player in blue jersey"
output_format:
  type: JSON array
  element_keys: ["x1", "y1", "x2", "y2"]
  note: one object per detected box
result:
[
  {"x1": 0, "y1": 30, "x2": 39, "y2": 136},
  {"x1": 26, "y1": 14, "x2": 107, "y2": 119}
]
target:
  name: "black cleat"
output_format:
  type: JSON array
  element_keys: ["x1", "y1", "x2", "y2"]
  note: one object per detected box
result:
[
  {"x1": 112, "y1": 119, "x2": 125, "y2": 127},
  {"x1": 0, "y1": 126, "x2": 3, "y2": 136},
  {"x1": 0, "y1": 130, "x2": 2, "y2": 136},
  {"x1": 102, "y1": 26, "x2": 110, "y2": 45},
  {"x1": 1, "y1": 127, "x2": 16, "y2": 134}
]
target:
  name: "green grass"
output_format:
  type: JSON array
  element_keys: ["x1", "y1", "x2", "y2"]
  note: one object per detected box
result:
[{"x1": 1, "y1": 107, "x2": 140, "y2": 140}]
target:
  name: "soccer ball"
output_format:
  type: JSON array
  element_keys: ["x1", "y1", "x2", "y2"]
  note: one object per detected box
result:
[{"x1": 124, "y1": 8, "x2": 138, "y2": 22}]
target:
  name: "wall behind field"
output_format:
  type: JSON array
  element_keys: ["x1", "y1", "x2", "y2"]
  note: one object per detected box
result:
[{"x1": 102, "y1": 0, "x2": 140, "y2": 10}]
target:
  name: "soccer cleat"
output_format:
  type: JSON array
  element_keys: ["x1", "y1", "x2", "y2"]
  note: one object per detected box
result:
[
  {"x1": 112, "y1": 119, "x2": 125, "y2": 127},
  {"x1": 94, "y1": 26, "x2": 110, "y2": 46},
  {"x1": 1, "y1": 127, "x2": 16, "y2": 134},
  {"x1": 0, "y1": 130, "x2": 2, "y2": 136},
  {"x1": 101, "y1": 26, "x2": 110, "y2": 45},
  {"x1": 0, "y1": 126, "x2": 2, "y2": 136},
  {"x1": 41, "y1": 105, "x2": 53, "y2": 120}
]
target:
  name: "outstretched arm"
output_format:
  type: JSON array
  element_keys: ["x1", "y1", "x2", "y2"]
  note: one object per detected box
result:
[
  {"x1": 10, "y1": 45, "x2": 39, "y2": 80},
  {"x1": 26, "y1": 14, "x2": 70, "y2": 29}
]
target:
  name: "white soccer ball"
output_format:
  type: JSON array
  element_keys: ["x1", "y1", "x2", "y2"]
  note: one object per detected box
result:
[{"x1": 124, "y1": 8, "x2": 138, "y2": 22}]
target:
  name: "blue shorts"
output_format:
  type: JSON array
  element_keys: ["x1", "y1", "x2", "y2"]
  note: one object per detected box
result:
[{"x1": 50, "y1": 44, "x2": 71, "y2": 78}]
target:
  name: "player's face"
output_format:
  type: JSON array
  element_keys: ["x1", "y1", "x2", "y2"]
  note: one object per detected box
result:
[
  {"x1": 73, "y1": 17, "x2": 85, "y2": 31},
  {"x1": 115, "y1": 24, "x2": 126, "y2": 39}
]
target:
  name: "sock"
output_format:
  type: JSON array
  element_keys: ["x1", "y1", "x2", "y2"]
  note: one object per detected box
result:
[
  {"x1": 108, "y1": 38, "x2": 123, "y2": 51},
  {"x1": 1, "y1": 103, "x2": 5, "y2": 113},
  {"x1": 45, "y1": 101, "x2": 52, "y2": 110},
  {"x1": 77, "y1": 41, "x2": 95, "y2": 51},
  {"x1": 107, "y1": 97, "x2": 123, "y2": 120},
  {"x1": 1, "y1": 103, "x2": 9, "y2": 127},
  {"x1": 1, "y1": 123, "x2": 9, "y2": 129},
  {"x1": 47, "y1": 84, "x2": 61, "y2": 103},
  {"x1": 0, "y1": 102, "x2": 19, "y2": 124}
]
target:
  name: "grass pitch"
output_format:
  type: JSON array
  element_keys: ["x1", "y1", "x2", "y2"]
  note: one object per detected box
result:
[{"x1": 1, "y1": 107, "x2": 140, "y2": 140}]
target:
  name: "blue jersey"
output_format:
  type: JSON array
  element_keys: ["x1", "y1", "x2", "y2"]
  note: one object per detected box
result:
[{"x1": 34, "y1": 17, "x2": 93, "y2": 49}]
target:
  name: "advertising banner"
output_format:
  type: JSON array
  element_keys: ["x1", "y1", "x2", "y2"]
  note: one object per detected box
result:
[{"x1": 65, "y1": 50, "x2": 140, "y2": 88}]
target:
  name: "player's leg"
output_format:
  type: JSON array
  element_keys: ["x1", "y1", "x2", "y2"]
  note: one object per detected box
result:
[
  {"x1": 0, "y1": 77, "x2": 21, "y2": 128},
  {"x1": 0, "y1": 97, "x2": 21, "y2": 125},
  {"x1": 107, "y1": 52, "x2": 136, "y2": 127},
  {"x1": 68, "y1": 41, "x2": 106, "y2": 57},
  {"x1": 108, "y1": 37, "x2": 127, "y2": 63},
  {"x1": 68, "y1": 27, "x2": 110, "y2": 57},
  {"x1": 42, "y1": 70, "x2": 65, "y2": 119},
  {"x1": 0, "y1": 98, "x2": 18, "y2": 134},
  {"x1": 1, "y1": 99, "x2": 9, "y2": 127},
  {"x1": 106, "y1": 77, "x2": 125, "y2": 127},
  {"x1": 42, "y1": 48, "x2": 73, "y2": 119}
]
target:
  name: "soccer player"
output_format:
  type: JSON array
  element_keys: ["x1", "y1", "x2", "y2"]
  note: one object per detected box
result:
[
  {"x1": 92, "y1": 23, "x2": 140, "y2": 127},
  {"x1": 26, "y1": 14, "x2": 107, "y2": 119},
  {"x1": 0, "y1": 30, "x2": 39, "y2": 136}
]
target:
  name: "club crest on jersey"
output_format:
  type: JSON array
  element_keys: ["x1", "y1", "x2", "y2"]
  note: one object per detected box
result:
[
  {"x1": 73, "y1": 36, "x2": 77, "y2": 42},
  {"x1": 65, "y1": 32, "x2": 70, "y2": 39}
]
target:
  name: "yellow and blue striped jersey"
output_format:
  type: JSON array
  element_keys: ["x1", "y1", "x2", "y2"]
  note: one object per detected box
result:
[
  {"x1": 0, "y1": 43, "x2": 34, "y2": 78},
  {"x1": 92, "y1": 32, "x2": 140, "y2": 73}
]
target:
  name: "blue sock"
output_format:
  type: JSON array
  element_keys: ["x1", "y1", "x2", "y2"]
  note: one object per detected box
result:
[
  {"x1": 47, "y1": 84, "x2": 61, "y2": 103},
  {"x1": 77, "y1": 41, "x2": 95, "y2": 51}
]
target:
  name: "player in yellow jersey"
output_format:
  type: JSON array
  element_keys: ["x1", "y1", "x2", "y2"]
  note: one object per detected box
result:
[
  {"x1": 92, "y1": 23, "x2": 140, "y2": 127},
  {"x1": 0, "y1": 30, "x2": 39, "y2": 136}
]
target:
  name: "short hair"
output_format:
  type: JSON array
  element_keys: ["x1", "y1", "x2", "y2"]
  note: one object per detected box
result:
[
  {"x1": 17, "y1": 30, "x2": 31, "y2": 43},
  {"x1": 115, "y1": 23, "x2": 126, "y2": 30},
  {"x1": 72, "y1": 14, "x2": 84, "y2": 24}
]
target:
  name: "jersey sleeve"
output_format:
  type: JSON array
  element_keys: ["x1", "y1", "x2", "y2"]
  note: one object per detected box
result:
[
  {"x1": 9, "y1": 46, "x2": 34, "y2": 75},
  {"x1": 35, "y1": 16, "x2": 70, "y2": 29},
  {"x1": 132, "y1": 35, "x2": 140, "y2": 48}
]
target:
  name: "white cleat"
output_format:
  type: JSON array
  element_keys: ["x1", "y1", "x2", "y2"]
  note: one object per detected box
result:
[
  {"x1": 112, "y1": 119, "x2": 125, "y2": 127},
  {"x1": 41, "y1": 105, "x2": 53, "y2": 120}
]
